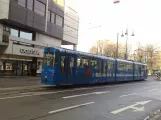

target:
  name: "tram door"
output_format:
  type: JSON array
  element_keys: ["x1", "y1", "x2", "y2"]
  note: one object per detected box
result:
[{"x1": 60, "y1": 55, "x2": 75, "y2": 84}]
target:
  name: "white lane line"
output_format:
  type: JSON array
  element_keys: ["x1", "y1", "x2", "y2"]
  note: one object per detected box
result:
[
  {"x1": 63, "y1": 91, "x2": 110, "y2": 99},
  {"x1": 48, "y1": 102, "x2": 95, "y2": 114},
  {"x1": 148, "y1": 88, "x2": 158, "y2": 92},
  {"x1": 0, "y1": 81, "x2": 145, "y2": 100},
  {"x1": 0, "y1": 86, "x2": 110, "y2": 100},
  {"x1": 120, "y1": 93, "x2": 137, "y2": 97},
  {"x1": 0, "y1": 94, "x2": 37, "y2": 100}
]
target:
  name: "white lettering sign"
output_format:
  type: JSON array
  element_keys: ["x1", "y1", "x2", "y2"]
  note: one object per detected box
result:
[{"x1": 20, "y1": 48, "x2": 40, "y2": 55}]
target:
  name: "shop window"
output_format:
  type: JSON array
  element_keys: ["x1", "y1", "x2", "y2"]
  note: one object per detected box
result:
[
  {"x1": 20, "y1": 31, "x2": 33, "y2": 40},
  {"x1": 27, "y1": 0, "x2": 33, "y2": 10},
  {"x1": 56, "y1": 15, "x2": 63, "y2": 27},
  {"x1": 10, "y1": 28, "x2": 19, "y2": 37},
  {"x1": 34, "y1": 0, "x2": 46, "y2": 16},
  {"x1": 18, "y1": 0, "x2": 26, "y2": 7}
]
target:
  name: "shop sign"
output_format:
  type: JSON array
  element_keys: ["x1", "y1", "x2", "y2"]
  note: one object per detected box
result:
[{"x1": 20, "y1": 48, "x2": 40, "y2": 55}]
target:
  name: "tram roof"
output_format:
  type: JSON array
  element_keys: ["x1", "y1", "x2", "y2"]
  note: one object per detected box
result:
[
  {"x1": 134, "y1": 61, "x2": 147, "y2": 66},
  {"x1": 116, "y1": 59, "x2": 133, "y2": 63},
  {"x1": 44, "y1": 47, "x2": 115, "y2": 60}
]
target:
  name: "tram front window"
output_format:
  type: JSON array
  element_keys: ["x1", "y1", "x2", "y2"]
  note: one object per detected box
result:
[{"x1": 43, "y1": 53, "x2": 58, "y2": 66}]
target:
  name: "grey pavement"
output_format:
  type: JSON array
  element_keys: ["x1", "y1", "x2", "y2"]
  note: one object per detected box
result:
[
  {"x1": 0, "y1": 76, "x2": 161, "y2": 120},
  {"x1": 0, "y1": 76, "x2": 41, "y2": 88}
]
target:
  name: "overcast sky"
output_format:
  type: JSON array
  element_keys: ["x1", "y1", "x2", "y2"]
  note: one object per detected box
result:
[{"x1": 64, "y1": 0, "x2": 161, "y2": 52}]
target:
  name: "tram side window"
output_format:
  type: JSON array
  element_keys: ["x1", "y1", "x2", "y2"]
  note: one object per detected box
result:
[
  {"x1": 141, "y1": 65, "x2": 145, "y2": 71},
  {"x1": 90, "y1": 59, "x2": 97, "y2": 68},
  {"x1": 97, "y1": 60, "x2": 102, "y2": 73},
  {"x1": 108, "y1": 61, "x2": 114, "y2": 71},
  {"x1": 43, "y1": 53, "x2": 58, "y2": 66},
  {"x1": 60, "y1": 56, "x2": 65, "y2": 74},
  {"x1": 118, "y1": 63, "x2": 124, "y2": 71},
  {"x1": 69, "y1": 57, "x2": 74, "y2": 74},
  {"x1": 135, "y1": 65, "x2": 139, "y2": 71},
  {"x1": 103, "y1": 61, "x2": 107, "y2": 74},
  {"x1": 77, "y1": 56, "x2": 89, "y2": 68},
  {"x1": 126, "y1": 64, "x2": 132, "y2": 71}
]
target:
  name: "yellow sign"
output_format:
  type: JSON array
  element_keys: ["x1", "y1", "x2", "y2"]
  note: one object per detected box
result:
[{"x1": 53, "y1": 0, "x2": 64, "y2": 7}]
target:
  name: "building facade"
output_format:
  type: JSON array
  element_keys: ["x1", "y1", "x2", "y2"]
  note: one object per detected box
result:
[
  {"x1": 0, "y1": 0, "x2": 79, "y2": 76},
  {"x1": 62, "y1": 0, "x2": 79, "y2": 50}
]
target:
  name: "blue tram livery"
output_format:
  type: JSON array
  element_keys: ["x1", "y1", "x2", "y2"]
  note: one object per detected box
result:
[{"x1": 41, "y1": 47, "x2": 148, "y2": 85}]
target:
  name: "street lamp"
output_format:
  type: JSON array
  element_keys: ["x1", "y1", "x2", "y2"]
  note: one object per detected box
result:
[{"x1": 121, "y1": 28, "x2": 135, "y2": 60}]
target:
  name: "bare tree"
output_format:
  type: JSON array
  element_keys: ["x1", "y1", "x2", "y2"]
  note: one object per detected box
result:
[
  {"x1": 134, "y1": 43, "x2": 160, "y2": 75},
  {"x1": 89, "y1": 40, "x2": 126, "y2": 59}
]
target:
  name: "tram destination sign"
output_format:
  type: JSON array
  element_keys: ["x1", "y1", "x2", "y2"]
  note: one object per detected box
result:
[{"x1": 20, "y1": 48, "x2": 40, "y2": 55}]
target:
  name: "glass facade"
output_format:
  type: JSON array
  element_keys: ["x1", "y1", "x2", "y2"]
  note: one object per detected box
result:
[
  {"x1": 10, "y1": 28, "x2": 19, "y2": 37},
  {"x1": 4, "y1": 26, "x2": 34, "y2": 41},
  {"x1": 51, "y1": 12, "x2": 55, "y2": 23},
  {"x1": 20, "y1": 31, "x2": 33, "y2": 40},
  {"x1": 27, "y1": 0, "x2": 33, "y2": 10},
  {"x1": 34, "y1": 0, "x2": 46, "y2": 16},
  {"x1": 48, "y1": 10, "x2": 51, "y2": 22},
  {"x1": 18, "y1": 0, "x2": 26, "y2": 7},
  {"x1": 56, "y1": 15, "x2": 63, "y2": 27}
]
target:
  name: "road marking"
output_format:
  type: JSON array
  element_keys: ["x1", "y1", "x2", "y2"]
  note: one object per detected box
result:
[
  {"x1": 148, "y1": 89, "x2": 157, "y2": 92},
  {"x1": 111, "y1": 100, "x2": 152, "y2": 114},
  {"x1": 0, "y1": 94, "x2": 36, "y2": 100},
  {"x1": 0, "y1": 82, "x2": 146, "y2": 100},
  {"x1": 48, "y1": 102, "x2": 95, "y2": 114},
  {"x1": 63, "y1": 91, "x2": 110, "y2": 99},
  {"x1": 120, "y1": 93, "x2": 137, "y2": 97}
]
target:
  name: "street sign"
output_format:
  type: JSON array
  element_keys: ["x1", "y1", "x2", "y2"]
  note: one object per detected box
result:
[{"x1": 111, "y1": 100, "x2": 152, "y2": 114}]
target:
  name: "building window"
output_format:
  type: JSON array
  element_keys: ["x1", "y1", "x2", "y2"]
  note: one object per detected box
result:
[
  {"x1": 48, "y1": 10, "x2": 51, "y2": 22},
  {"x1": 27, "y1": 0, "x2": 33, "y2": 10},
  {"x1": 34, "y1": 0, "x2": 46, "y2": 16},
  {"x1": 3, "y1": 26, "x2": 10, "y2": 32},
  {"x1": 10, "y1": 28, "x2": 19, "y2": 37},
  {"x1": 56, "y1": 15, "x2": 63, "y2": 27},
  {"x1": 20, "y1": 31, "x2": 33, "y2": 40},
  {"x1": 18, "y1": 0, "x2": 26, "y2": 7},
  {"x1": 51, "y1": 12, "x2": 55, "y2": 23}
]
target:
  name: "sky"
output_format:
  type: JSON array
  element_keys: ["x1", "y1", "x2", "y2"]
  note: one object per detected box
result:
[{"x1": 64, "y1": 0, "x2": 161, "y2": 52}]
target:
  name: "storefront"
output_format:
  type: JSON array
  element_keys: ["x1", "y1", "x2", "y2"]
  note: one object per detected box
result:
[{"x1": 0, "y1": 43, "x2": 44, "y2": 76}]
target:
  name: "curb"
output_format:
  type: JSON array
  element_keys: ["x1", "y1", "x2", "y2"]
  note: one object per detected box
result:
[
  {"x1": 144, "y1": 109, "x2": 161, "y2": 120},
  {"x1": 0, "y1": 85, "x2": 46, "y2": 92}
]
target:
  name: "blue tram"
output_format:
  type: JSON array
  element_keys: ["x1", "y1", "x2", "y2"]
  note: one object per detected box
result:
[{"x1": 41, "y1": 47, "x2": 148, "y2": 85}]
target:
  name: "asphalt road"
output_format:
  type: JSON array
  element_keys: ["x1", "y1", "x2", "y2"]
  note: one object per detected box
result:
[{"x1": 1, "y1": 77, "x2": 161, "y2": 120}]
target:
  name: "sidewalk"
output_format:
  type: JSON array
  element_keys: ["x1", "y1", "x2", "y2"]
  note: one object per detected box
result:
[{"x1": 0, "y1": 76, "x2": 41, "y2": 88}]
